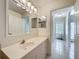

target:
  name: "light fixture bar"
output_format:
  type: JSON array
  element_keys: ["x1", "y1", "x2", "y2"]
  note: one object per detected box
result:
[{"x1": 13, "y1": 0, "x2": 38, "y2": 14}]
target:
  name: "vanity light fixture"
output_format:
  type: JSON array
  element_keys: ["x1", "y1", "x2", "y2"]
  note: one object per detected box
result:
[
  {"x1": 34, "y1": 8, "x2": 37, "y2": 13},
  {"x1": 17, "y1": 3, "x2": 21, "y2": 7},
  {"x1": 34, "y1": 8, "x2": 37, "y2": 11},
  {"x1": 31, "y1": 5, "x2": 34, "y2": 10},
  {"x1": 27, "y1": 2, "x2": 31, "y2": 8},
  {"x1": 14, "y1": 0, "x2": 38, "y2": 14}
]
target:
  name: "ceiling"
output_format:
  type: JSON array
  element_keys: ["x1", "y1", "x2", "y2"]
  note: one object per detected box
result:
[
  {"x1": 29, "y1": 0, "x2": 54, "y2": 8},
  {"x1": 29, "y1": 0, "x2": 75, "y2": 9},
  {"x1": 29, "y1": 0, "x2": 75, "y2": 16}
]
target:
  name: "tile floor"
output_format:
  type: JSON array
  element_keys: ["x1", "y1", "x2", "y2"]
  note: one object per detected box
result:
[{"x1": 47, "y1": 39, "x2": 74, "y2": 59}]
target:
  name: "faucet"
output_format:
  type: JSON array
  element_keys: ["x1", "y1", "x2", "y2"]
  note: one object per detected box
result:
[{"x1": 20, "y1": 40, "x2": 25, "y2": 44}]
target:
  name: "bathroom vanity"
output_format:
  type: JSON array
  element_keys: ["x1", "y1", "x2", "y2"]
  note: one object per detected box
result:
[
  {"x1": 1, "y1": 37, "x2": 48, "y2": 59},
  {"x1": 2, "y1": 0, "x2": 48, "y2": 59}
]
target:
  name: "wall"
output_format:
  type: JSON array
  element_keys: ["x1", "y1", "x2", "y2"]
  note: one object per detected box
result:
[
  {"x1": 0, "y1": 0, "x2": 38, "y2": 48},
  {"x1": 75, "y1": 0, "x2": 79, "y2": 59},
  {"x1": 0, "y1": 0, "x2": 6, "y2": 46},
  {"x1": 0, "y1": 0, "x2": 6, "y2": 58}
]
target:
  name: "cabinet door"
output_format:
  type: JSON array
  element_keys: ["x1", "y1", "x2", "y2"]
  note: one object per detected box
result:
[
  {"x1": 35, "y1": 41, "x2": 47, "y2": 59},
  {"x1": 22, "y1": 40, "x2": 47, "y2": 59},
  {"x1": 22, "y1": 51, "x2": 35, "y2": 59}
]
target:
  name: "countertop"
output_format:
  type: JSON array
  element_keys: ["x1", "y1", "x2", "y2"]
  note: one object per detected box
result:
[{"x1": 1, "y1": 37, "x2": 47, "y2": 59}]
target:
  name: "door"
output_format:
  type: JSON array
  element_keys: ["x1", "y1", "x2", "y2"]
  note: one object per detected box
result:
[
  {"x1": 51, "y1": 7, "x2": 75, "y2": 59},
  {"x1": 53, "y1": 15, "x2": 67, "y2": 59}
]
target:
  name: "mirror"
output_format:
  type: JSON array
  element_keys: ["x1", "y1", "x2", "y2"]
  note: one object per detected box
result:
[{"x1": 8, "y1": 0, "x2": 30, "y2": 35}]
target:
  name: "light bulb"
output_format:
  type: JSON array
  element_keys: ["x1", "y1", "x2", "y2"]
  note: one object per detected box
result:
[
  {"x1": 34, "y1": 8, "x2": 37, "y2": 13},
  {"x1": 27, "y1": 2, "x2": 31, "y2": 7},
  {"x1": 17, "y1": 3, "x2": 21, "y2": 7},
  {"x1": 31, "y1": 6, "x2": 34, "y2": 10},
  {"x1": 34, "y1": 8, "x2": 37, "y2": 12}
]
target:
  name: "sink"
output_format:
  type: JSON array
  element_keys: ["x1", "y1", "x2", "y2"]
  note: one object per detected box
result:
[
  {"x1": 25, "y1": 41, "x2": 35, "y2": 46},
  {"x1": 19, "y1": 41, "x2": 35, "y2": 49}
]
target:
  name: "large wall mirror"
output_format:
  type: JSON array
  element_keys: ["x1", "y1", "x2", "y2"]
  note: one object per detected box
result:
[{"x1": 7, "y1": 0, "x2": 31, "y2": 36}]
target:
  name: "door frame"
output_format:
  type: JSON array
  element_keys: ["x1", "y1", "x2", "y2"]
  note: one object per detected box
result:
[{"x1": 50, "y1": 6, "x2": 76, "y2": 59}]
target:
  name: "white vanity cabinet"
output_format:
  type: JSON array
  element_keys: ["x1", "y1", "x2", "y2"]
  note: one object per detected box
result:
[
  {"x1": 2, "y1": 37, "x2": 47, "y2": 59},
  {"x1": 22, "y1": 40, "x2": 47, "y2": 59},
  {"x1": 22, "y1": 50, "x2": 35, "y2": 59}
]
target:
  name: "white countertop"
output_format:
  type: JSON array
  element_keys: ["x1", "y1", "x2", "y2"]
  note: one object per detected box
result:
[{"x1": 1, "y1": 37, "x2": 47, "y2": 59}]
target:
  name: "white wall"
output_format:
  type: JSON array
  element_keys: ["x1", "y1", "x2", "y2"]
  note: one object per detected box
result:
[
  {"x1": 75, "y1": 0, "x2": 79, "y2": 59},
  {"x1": 0, "y1": 0, "x2": 6, "y2": 58},
  {"x1": 0, "y1": 0, "x2": 6, "y2": 46}
]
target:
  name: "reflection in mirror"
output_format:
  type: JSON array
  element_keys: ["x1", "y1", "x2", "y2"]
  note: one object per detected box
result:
[
  {"x1": 8, "y1": 0, "x2": 30, "y2": 35},
  {"x1": 32, "y1": 18, "x2": 38, "y2": 28},
  {"x1": 38, "y1": 16, "x2": 47, "y2": 28}
]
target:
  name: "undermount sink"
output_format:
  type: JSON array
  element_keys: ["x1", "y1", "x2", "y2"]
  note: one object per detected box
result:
[{"x1": 19, "y1": 41, "x2": 35, "y2": 49}]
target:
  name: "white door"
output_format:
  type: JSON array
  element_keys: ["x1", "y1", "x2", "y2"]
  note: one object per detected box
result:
[{"x1": 51, "y1": 7, "x2": 75, "y2": 59}]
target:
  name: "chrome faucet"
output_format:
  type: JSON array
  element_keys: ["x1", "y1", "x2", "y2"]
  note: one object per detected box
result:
[{"x1": 20, "y1": 40, "x2": 25, "y2": 44}]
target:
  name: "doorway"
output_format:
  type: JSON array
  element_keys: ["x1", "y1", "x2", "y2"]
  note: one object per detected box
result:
[{"x1": 51, "y1": 7, "x2": 75, "y2": 59}]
